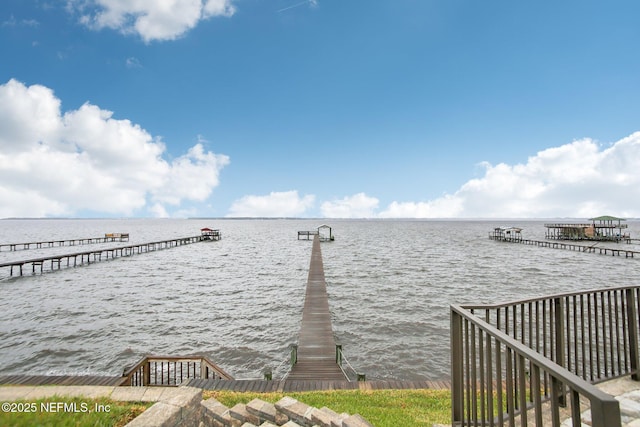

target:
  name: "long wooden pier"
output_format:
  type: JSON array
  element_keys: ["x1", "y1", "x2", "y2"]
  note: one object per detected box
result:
[
  {"x1": 0, "y1": 233, "x2": 129, "y2": 252},
  {"x1": 287, "y1": 235, "x2": 347, "y2": 381},
  {"x1": 490, "y1": 234, "x2": 640, "y2": 258},
  {"x1": 0, "y1": 235, "x2": 205, "y2": 277}
]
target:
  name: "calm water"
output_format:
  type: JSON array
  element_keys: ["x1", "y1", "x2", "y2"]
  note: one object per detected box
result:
[{"x1": 1, "y1": 219, "x2": 640, "y2": 381}]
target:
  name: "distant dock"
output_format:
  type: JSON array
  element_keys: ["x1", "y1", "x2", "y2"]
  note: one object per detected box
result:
[
  {"x1": 297, "y1": 224, "x2": 334, "y2": 242},
  {"x1": 0, "y1": 234, "x2": 214, "y2": 277},
  {"x1": 0, "y1": 233, "x2": 129, "y2": 252},
  {"x1": 490, "y1": 227, "x2": 639, "y2": 258},
  {"x1": 545, "y1": 216, "x2": 631, "y2": 243}
]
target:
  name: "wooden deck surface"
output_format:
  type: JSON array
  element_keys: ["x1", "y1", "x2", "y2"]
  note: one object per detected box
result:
[
  {"x1": 0, "y1": 375, "x2": 451, "y2": 392},
  {"x1": 186, "y1": 378, "x2": 451, "y2": 392},
  {"x1": 0, "y1": 374, "x2": 127, "y2": 387},
  {"x1": 287, "y1": 235, "x2": 346, "y2": 381}
]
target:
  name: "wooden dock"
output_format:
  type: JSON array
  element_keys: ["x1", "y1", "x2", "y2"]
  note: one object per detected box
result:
[
  {"x1": 287, "y1": 235, "x2": 346, "y2": 381},
  {"x1": 0, "y1": 235, "x2": 206, "y2": 277},
  {"x1": 0, "y1": 374, "x2": 450, "y2": 391},
  {"x1": 186, "y1": 378, "x2": 450, "y2": 392},
  {"x1": 490, "y1": 234, "x2": 640, "y2": 258},
  {"x1": 0, "y1": 374, "x2": 126, "y2": 386},
  {"x1": 0, "y1": 233, "x2": 129, "y2": 252}
]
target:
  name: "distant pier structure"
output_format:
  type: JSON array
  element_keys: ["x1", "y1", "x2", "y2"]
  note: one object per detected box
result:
[
  {"x1": 545, "y1": 215, "x2": 631, "y2": 243},
  {"x1": 0, "y1": 230, "x2": 221, "y2": 277},
  {"x1": 490, "y1": 226, "x2": 523, "y2": 242},
  {"x1": 200, "y1": 227, "x2": 222, "y2": 241},
  {"x1": 297, "y1": 224, "x2": 334, "y2": 242},
  {"x1": 0, "y1": 233, "x2": 129, "y2": 252}
]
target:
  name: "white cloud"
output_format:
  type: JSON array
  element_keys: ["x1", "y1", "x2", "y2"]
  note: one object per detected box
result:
[
  {"x1": 227, "y1": 191, "x2": 315, "y2": 217},
  {"x1": 2, "y1": 15, "x2": 39, "y2": 27},
  {"x1": 74, "y1": 0, "x2": 236, "y2": 42},
  {"x1": 321, "y1": 193, "x2": 379, "y2": 218},
  {"x1": 0, "y1": 79, "x2": 229, "y2": 218},
  {"x1": 379, "y1": 132, "x2": 640, "y2": 218},
  {"x1": 125, "y1": 57, "x2": 142, "y2": 68},
  {"x1": 378, "y1": 195, "x2": 464, "y2": 218}
]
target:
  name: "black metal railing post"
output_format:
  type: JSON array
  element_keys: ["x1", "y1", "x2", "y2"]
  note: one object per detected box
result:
[
  {"x1": 626, "y1": 288, "x2": 640, "y2": 380},
  {"x1": 451, "y1": 309, "x2": 464, "y2": 424},
  {"x1": 554, "y1": 296, "x2": 567, "y2": 406}
]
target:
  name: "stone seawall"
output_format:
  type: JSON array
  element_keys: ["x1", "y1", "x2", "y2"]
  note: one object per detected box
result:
[
  {"x1": 200, "y1": 395, "x2": 372, "y2": 427},
  {"x1": 125, "y1": 388, "x2": 373, "y2": 427},
  {"x1": 0, "y1": 384, "x2": 373, "y2": 427}
]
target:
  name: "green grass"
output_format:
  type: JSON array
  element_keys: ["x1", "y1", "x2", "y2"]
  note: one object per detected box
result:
[
  {"x1": 0, "y1": 396, "x2": 152, "y2": 427},
  {"x1": 204, "y1": 389, "x2": 452, "y2": 427}
]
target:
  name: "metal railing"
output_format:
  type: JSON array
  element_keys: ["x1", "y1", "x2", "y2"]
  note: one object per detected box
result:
[
  {"x1": 286, "y1": 343, "x2": 365, "y2": 381},
  {"x1": 122, "y1": 354, "x2": 233, "y2": 386},
  {"x1": 451, "y1": 285, "x2": 640, "y2": 426},
  {"x1": 336, "y1": 344, "x2": 366, "y2": 381}
]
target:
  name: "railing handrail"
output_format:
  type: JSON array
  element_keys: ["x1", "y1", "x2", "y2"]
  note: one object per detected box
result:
[
  {"x1": 460, "y1": 284, "x2": 639, "y2": 311},
  {"x1": 336, "y1": 344, "x2": 364, "y2": 382},
  {"x1": 122, "y1": 353, "x2": 233, "y2": 382},
  {"x1": 451, "y1": 304, "x2": 618, "y2": 402},
  {"x1": 451, "y1": 302, "x2": 623, "y2": 426}
]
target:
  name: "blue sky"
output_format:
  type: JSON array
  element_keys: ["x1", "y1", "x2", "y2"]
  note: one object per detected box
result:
[{"x1": 1, "y1": 0, "x2": 640, "y2": 218}]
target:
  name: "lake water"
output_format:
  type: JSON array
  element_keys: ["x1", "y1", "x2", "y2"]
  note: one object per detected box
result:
[{"x1": 1, "y1": 218, "x2": 640, "y2": 381}]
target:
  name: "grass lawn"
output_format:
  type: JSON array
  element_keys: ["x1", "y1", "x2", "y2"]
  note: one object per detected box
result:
[
  {"x1": 204, "y1": 388, "x2": 452, "y2": 427},
  {"x1": 0, "y1": 396, "x2": 152, "y2": 427}
]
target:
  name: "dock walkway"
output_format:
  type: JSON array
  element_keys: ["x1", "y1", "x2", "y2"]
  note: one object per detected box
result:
[
  {"x1": 0, "y1": 374, "x2": 450, "y2": 392},
  {"x1": 0, "y1": 235, "x2": 205, "y2": 277},
  {"x1": 0, "y1": 234, "x2": 129, "y2": 252},
  {"x1": 490, "y1": 235, "x2": 640, "y2": 258},
  {"x1": 287, "y1": 235, "x2": 346, "y2": 381}
]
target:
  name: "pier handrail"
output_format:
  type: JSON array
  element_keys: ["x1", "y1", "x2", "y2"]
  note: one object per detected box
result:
[
  {"x1": 264, "y1": 350, "x2": 293, "y2": 381},
  {"x1": 122, "y1": 354, "x2": 233, "y2": 386},
  {"x1": 336, "y1": 344, "x2": 365, "y2": 382},
  {"x1": 451, "y1": 304, "x2": 622, "y2": 426}
]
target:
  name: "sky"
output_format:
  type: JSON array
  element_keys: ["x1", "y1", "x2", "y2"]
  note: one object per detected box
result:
[{"x1": 1, "y1": 0, "x2": 640, "y2": 219}]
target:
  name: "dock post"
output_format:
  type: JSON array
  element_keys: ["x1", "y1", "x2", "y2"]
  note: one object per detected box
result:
[
  {"x1": 289, "y1": 344, "x2": 298, "y2": 368},
  {"x1": 143, "y1": 361, "x2": 151, "y2": 386},
  {"x1": 336, "y1": 344, "x2": 343, "y2": 365},
  {"x1": 263, "y1": 368, "x2": 272, "y2": 381}
]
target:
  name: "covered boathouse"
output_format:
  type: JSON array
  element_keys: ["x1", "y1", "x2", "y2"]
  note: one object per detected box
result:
[
  {"x1": 490, "y1": 226, "x2": 523, "y2": 241},
  {"x1": 544, "y1": 215, "x2": 630, "y2": 242},
  {"x1": 200, "y1": 227, "x2": 222, "y2": 241}
]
